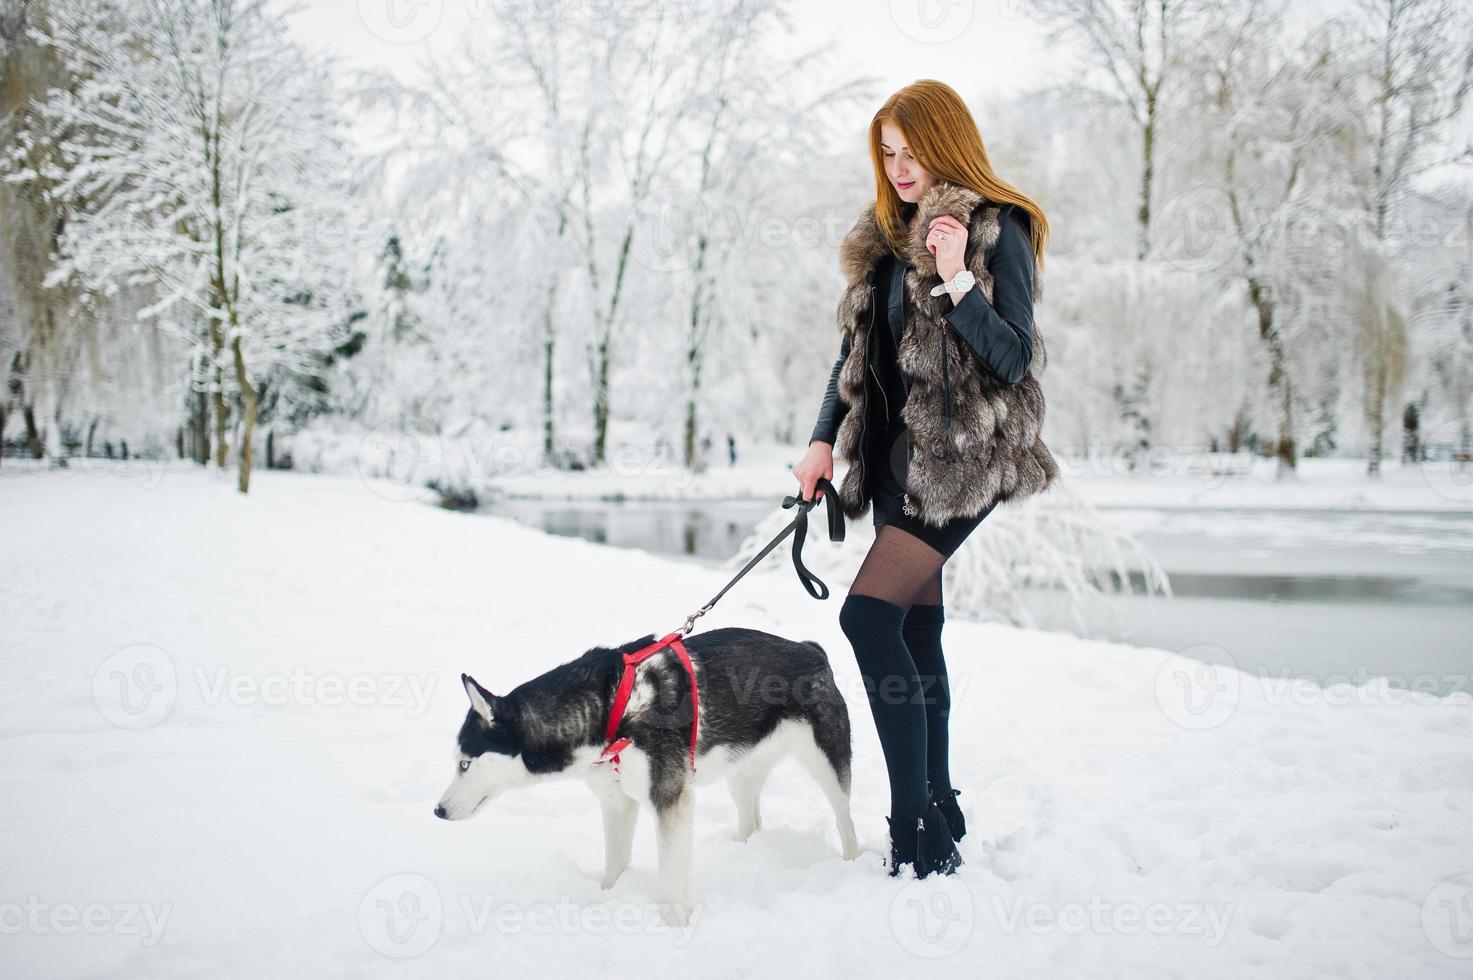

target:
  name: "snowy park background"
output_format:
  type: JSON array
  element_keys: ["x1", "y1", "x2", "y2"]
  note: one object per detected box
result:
[{"x1": 3, "y1": 0, "x2": 1473, "y2": 977}]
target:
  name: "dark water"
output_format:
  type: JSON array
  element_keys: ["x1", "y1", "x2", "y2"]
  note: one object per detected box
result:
[
  {"x1": 477, "y1": 497, "x2": 1473, "y2": 692},
  {"x1": 480, "y1": 496, "x2": 778, "y2": 564}
]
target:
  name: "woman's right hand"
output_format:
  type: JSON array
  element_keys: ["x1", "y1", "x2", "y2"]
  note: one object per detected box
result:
[{"x1": 793, "y1": 440, "x2": 835, "y2": 504}]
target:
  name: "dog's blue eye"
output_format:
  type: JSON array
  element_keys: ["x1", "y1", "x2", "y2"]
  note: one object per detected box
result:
[{"x1": 458, "y1": 760, "x2": 470, "y2": 773}]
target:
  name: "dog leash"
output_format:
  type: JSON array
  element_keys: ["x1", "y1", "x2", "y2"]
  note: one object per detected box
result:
[
  {"x1": 595, "y1": 476, "x2": 846, "y2": 777},
  {"x1": 674, "y1": 475, "x2": 846, "y2": 637}
]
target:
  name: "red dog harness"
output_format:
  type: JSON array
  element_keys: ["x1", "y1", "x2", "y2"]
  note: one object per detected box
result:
[{"x1": 596, "y1": 630, "x2": 699, "y2": 776}]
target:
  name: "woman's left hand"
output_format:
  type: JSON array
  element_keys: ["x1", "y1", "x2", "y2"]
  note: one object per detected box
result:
[{"x1": 926, "y1": 215, "x2": 969, "y2": 281}]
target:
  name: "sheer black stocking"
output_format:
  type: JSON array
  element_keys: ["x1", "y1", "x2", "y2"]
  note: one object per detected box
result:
[
  {"x1": 839, "y1": 526, "x2": 953, "y2": 820},
  {"x1": 849, "y1": 524, "x2": 948, "y2": 610}
]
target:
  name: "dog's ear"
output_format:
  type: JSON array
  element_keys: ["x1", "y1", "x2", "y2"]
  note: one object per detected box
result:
[{"x1": 461, "y1": 673, "x2": 496, "y2": 722}]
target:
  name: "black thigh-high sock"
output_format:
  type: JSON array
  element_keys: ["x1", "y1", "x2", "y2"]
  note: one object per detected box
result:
[
  {"x1": 901, "y1": 602, "x2": 953, "y2": 799},
  {"x1": 838, "y1": 593, "x2": 930, "y2": 821}
]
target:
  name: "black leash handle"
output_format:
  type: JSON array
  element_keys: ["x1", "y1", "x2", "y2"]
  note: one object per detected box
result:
[
  {"x1": 779, "y1": 475, "x2": 846, "y2": 599},
  {"x1": 678, "y1": 476, "x2": 846, "y2": 634}
]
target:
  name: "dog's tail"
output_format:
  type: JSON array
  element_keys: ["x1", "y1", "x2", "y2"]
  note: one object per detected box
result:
[{"x1": 798, "y1": 639, "x2": 852, "y2": 793}]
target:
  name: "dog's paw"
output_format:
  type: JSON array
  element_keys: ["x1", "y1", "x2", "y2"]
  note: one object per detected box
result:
[
  {"x1": 599, "y1": 868, "x2": 625, "y2": 890},
  {"x1": 841, "y1": 841, "x2": 863, "y2": 861}
]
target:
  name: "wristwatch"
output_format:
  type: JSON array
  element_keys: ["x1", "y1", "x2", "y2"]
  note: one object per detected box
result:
[{"x1": 930, "y1": 269, "x2": 975, "y2": 297}]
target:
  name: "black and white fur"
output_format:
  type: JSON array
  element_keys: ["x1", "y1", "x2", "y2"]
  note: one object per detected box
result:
[{"x1": 435, "y1": 626, "x2": 862, "y2": 927}]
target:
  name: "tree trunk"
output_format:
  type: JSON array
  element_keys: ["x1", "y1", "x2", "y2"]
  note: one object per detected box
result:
[
  {"x1": 1138, "y1": 88, "x2": 1157, "y2": 261},
  {"x1": 211, "y1": 348, "x2": 228, "y2": 468},
  {"x1": 232, "y1": 335, "x2": 257, "y2": 494},
  {"x1": 683, "y1": 352, "x2": 702, "y2": 470},
  {"x1": 542, "y1": 280, "x2": 557, "y2": 462},
  {"x1": 1366, "y1": 358, "x2": 1386, "y2": 477},
  {"x1": 22, "y1": 402, "x2": 42, "y2": 458},
  {"x1": 1247, "y1": 275, "x2": 1296, "y2": 476},
  {"x1": 592, "y1": 338, "x2": 609, "y2": 465},
  {"x1": 193, "y1": 381, "x2": 210, "y2": 465},
  {"x1": 1227, "y1": 405, "x2": 1249, "y2": 454}
]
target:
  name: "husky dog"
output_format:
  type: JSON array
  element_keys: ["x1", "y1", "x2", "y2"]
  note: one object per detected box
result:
[{"x1": 435, "y1": 626, "x2": 862, "y2": 926}]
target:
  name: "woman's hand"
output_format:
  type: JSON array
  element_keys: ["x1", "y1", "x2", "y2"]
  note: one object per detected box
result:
[
  {"x1": 794, "y1": 440, "x2": 835, "y2": 504},
  {"x1": 926, "y1": 214, "x2": 969, "y2": 282}
]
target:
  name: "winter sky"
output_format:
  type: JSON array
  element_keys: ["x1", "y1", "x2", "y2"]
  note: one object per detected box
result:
[
  {"x1": 280, "y1": 0, "x2": 1363, "y2": 95},
  {"x1": 278, "y1": 0, "x2": 1473, "y2": 180}
]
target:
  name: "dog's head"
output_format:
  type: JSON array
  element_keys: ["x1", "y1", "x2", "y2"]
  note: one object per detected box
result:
[{"x1": 434, "y1": 674, "x2": 527, "y2": 820}]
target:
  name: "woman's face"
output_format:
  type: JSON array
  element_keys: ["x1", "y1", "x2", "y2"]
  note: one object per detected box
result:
[{"x1": 880, "y1": 120, "x2": 933, "y2": 204}]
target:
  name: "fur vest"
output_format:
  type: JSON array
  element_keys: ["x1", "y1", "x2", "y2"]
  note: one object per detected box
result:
[{"x1": 832, "y1": 179, "x2": 1060, "y2": 526}]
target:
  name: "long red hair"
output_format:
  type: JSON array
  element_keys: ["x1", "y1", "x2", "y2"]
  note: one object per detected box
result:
[{"x1": 868, "y1": 79, "x2": 1048, "y2": 273}]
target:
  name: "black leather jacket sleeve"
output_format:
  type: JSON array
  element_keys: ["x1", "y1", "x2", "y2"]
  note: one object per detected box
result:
[
  {"x1": 809, "y1": 329, "x2": 852, "y2": 446},
  {"x1": 940, "y1": 203, "x2": 1035, "y2": 385}
]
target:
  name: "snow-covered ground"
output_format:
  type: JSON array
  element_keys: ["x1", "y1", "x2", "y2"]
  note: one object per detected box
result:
[{"x1": 2, "y1": 461, "x2": 1472, "y2": 978}]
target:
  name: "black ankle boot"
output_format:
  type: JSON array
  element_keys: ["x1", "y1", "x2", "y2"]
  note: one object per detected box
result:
[
  {"x1": 885, "y1": 801, "x2": 963, "y2": 878},
  {"x1": 930, "y1": 786, "x2": 965, "y2": 841}
]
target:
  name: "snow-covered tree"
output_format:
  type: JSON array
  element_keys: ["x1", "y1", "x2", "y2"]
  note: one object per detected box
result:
[{"x1": 10, "y1": 0, "x2": 359, "y2": 491}]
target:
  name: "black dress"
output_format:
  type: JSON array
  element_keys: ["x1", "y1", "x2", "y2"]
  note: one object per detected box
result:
[{"x1": 866, "y1": 249, "x2": 996, "y2": 558}]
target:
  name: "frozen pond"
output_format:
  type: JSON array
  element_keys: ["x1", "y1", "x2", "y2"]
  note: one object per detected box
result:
[
  {"x1": 480, "y1": 497, "x2": 1473, "y2": 694},
  {"x1": 1029, "y1": 506, "x2": 1473, "y2": 694}
]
